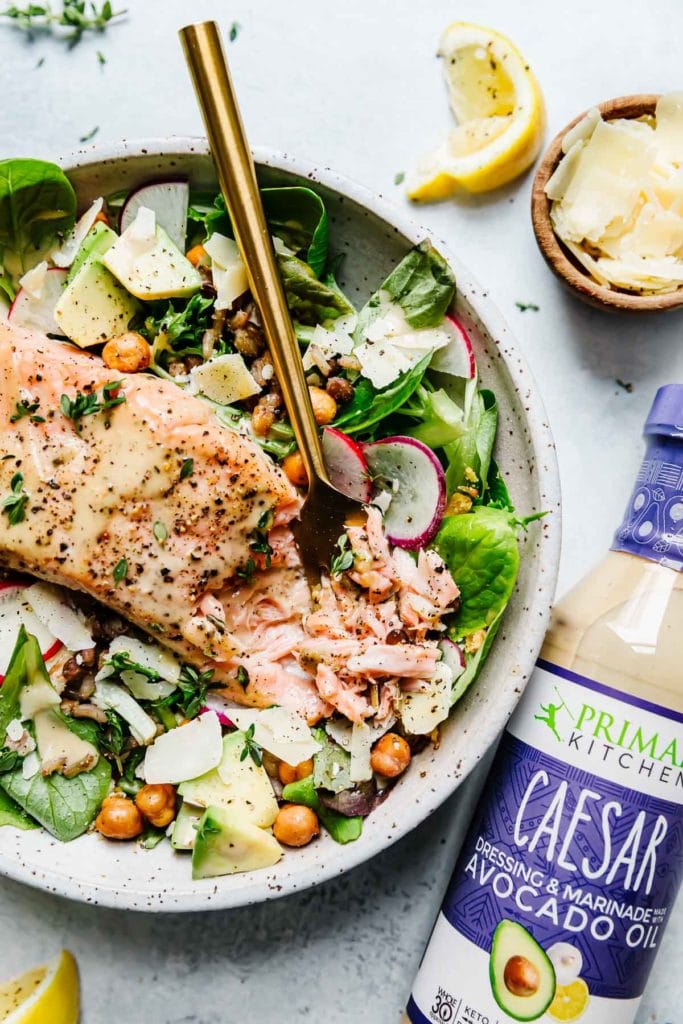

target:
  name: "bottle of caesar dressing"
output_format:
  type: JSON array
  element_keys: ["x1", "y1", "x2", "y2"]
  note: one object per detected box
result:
[{"x1": 404, "y1": 384, "x2": 683, "y2": 1024}]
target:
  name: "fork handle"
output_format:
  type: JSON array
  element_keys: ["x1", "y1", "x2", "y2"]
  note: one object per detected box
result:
[{"x1": 179, "y1": 20, "x2": 329, "y2": 489}]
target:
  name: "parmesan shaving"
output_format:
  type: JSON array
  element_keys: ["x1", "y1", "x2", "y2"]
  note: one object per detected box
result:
[{"x1": 546, "y1": 94, "x2": 683, "y2": 293}]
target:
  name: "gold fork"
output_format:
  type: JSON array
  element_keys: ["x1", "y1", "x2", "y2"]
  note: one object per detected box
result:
[{"x1": 179, "y1": 21, "x2": 361, "y2": 586}]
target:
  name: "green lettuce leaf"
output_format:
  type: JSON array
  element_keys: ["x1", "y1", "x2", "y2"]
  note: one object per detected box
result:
[
  {"x1": 0, "y1": 788, "x2": 38, "y2": 830},
  {"x1": 333, "y1": 353, "x2": 431, "y2": 437},
  {"x1": 435, "y1": 506, "x2": 520, "y2": 639},
  {"x1": 262, "y1": 186, "x2": 328, "y2": 277},
  {"x1": 312, "y1": 727, "x2": 352, "y2": 794}
]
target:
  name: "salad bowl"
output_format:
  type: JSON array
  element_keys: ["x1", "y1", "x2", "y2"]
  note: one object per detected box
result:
[{"x1": 0, "y1": 139, "x2": 560, "y2": 911}]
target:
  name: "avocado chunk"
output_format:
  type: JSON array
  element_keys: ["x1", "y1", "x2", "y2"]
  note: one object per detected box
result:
[
  {"x1": 178, "y1": 731, "x2": 278, "y2": 828},
  {"x1": 489, "y1": 920, "x2": 556, "y2": 1021},
  {"x1": 171, "y1": 801, "x2": 203, "y2": 850},
  {"x1": 103, "y1": 216, "x2": 201, "y2": 300},
  {"x1": 191, "y1": 805, "x2": 282, "y2": 879},
  {"x1": 54, "y1": 259, "x2": 140, "y2": 348},
  {"x1": 67, "y1": 222, "x2": 117, "y2": 283}
]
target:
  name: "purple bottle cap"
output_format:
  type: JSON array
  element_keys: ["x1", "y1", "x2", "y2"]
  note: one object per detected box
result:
[
  {"x1": 644, "y1": 383, "x2": 683, "y2": 438},
  {"x1": 611, "y1": 383, "x2": 683, "y2": 570}
]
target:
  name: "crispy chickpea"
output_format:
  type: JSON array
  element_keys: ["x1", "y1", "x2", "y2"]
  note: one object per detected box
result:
[
  {"x1": 273, "y1": 803, "x2": 320, "y2": 847},
  {"x1": 135, "y1": 783, "x2": 177, "y2": 828},
  {"x1": 278, "y1": 758, "x2": 314, "y2": 785},
  {"x1": 252, "y1": 403, "x2": 276, "y2": 437},
  {"x1": 308, "y1": 385, "x2": 337, "y2": 425},
  {"x1": 370, "y1": 732, "x2": 411, "y2": 778},
  {"x1": 464, "y1": 629, "x2": 486, "y2": 655},
  {"x1": 186, "y1": 243, "x2": 207, "y2": 267},
  {"x1": 445, "y1": 491, "x2": 473, "y2": 516},
  {"x1": 282, "y1": 450, "x2": 308, "y2": 487},
  {"x1": 102, "y1": 331, "x2": 151, "y2": 374},
  {"x1": 95, "y1": 794, "x2": 144, "y2": 840}
]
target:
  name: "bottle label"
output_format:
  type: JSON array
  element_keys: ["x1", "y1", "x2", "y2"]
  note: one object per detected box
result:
[
  {"x1": 611, "y1": 437, "x2": 683, "y2": 571},
  {"x1": 407, "y1": 661, "x2": 683, "y2": 1024}
]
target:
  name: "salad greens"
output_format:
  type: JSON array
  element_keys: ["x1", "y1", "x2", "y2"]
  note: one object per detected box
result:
[
  {"x1": 436, "y1": 507, "x2": 520, "y2": 639},
  {"x1": 0, "y1": 630, "x2": 111, "y2": 841},
  {"x1": 0, "y1": 158, "x2": 544, "y2": 875},
  {"x1": 0, "y1": 715, "x2": 111, "y2": 841},
  {"x1": 0, "y1": 158, "x2": 76, "y2": 284}
]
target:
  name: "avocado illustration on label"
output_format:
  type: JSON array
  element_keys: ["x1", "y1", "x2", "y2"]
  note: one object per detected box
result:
[{"x1": 489, "y1": 919, "x2": 556, "y2": 1021}]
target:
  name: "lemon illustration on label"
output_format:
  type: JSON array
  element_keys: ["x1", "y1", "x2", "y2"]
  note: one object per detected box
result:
[{"x1": 547, "y1": 977, "x2": 591, "y2": 1021}]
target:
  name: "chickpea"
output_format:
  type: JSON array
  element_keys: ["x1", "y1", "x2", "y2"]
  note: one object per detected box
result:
[
  {"x1": 504, "y1": 956, "x2": 540, "y2": 997},
  {"x1": 282, "y1": 450, "x2": 308, "y2": 488},
  {"x1": 464, "y1": 629, "x2": 486, "y2": 655},
  {"x1": 308, "y1": 385, "x2": 337, "y2": 425},
  {"x1": 370, "y1": 732, "x2": 411, "y2": 778},
  {"x1": 93, "y1": 210, "x2": 110, "y2": 227},
  {"x1": 102, "y1": 331, "x2": 151, "y2": 374},
  {"x1": 445, "y1": 492, "x2": 473, "y2": 516},
  {"x1": 273, "y1": 803, "x2": 320, "y2": 847},
  {"x1": 252, "y1": 403, "x2": 276, "y2": 437},
  {"x1": 94, "y1": 794, "x2": 144, "y2": 840},
  {"x1": 135, "y1": 783, "x2": 177, "y2": 828},
  {"x1": 186, "y1": 243, "x2": 207, "y2": 267},
  {"x1": 278, "y1": 758, "x2": 314, "y2": 785}
]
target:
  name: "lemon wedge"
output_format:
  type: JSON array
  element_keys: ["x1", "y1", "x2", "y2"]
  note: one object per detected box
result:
[
  {"x1": 547, "y1": 978, "x2": 591, "y2": 1022},
  {"x1": 0, "y1": 950, "x2": 80, "y2": 1024},
  {"x1": 408, "y1": 22, "x2": 545, "y2": 199}
]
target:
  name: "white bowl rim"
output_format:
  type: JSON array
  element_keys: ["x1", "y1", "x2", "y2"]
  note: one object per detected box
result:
[{"x1": 0, "y1": 138, "x2": 562, "y2": 911}]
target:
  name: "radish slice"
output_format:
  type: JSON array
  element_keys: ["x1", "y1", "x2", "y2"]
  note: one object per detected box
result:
[
  {"x1": 429, "y1": 314, "x2": 476, "y2": 379},
  {"x1": 120, "y1": 180, "x2": 189, "y2": 251},
  {"x1": 8, "y1": 267, "x2": 68, "y2": 335},
  {"x1": 0, "y1": 582, "x2": 63, "y2": 680},
  {"x1": 438, "y1": 637, "x2": 466, "y2": 679},
  {"x1": 363, "y1": 435, "x2": 446, "y2": 549},
  {"x1": 322, "y1": 427, "x2": 373, "y2": 502}
]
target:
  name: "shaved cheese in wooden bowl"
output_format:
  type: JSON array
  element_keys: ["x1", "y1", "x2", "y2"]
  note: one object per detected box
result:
[{"x1": 546, "y1": 93, "x2": 683, "y2": 294}]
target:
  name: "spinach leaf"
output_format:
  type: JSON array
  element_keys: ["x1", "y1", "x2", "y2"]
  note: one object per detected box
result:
[
  {"x1": 277, "y1": 252, "x2": 354, "y2": 325},
  {"x1": 486, "y1": 458, "x2": 515, "y2": 512},
  {"x1": 355, "y1": 241, "x2": 456, "y2": 340},
  {"x1": 444, "y1": 389, "x2": 498, "y2": 495},
  {"x1": 0, "y1": 788, "x2": 38, "y2": 830},
  {"x1": 450, "y1": 608, "x2": 505, "y2": 705},
  {"x1": 382, "y1": 241, "x2": 455, "y2": 328},
  {"x1": 0, "y1": 159, "x2": 76, "y2": 280},
  {"x1": 189, "y1": 186, "x2": 329, "y2": 277},
  {"x1": 435, "y1": 507, "x2": 520, "y2": 639},
  {"x1": 333, "y1": 353, "x2": 431, "y2": 436},
  {"x1": 0, "y1": 717, "x2": 111, "y2": 842},
  {"x1": 312, "y1": 727, "x2": 352, "y2": 794},
  {"x1": 261, "y1": 187, "x2": 328, "y2": 277},
  {"x1": 0, "y1": 626, "x2": 52, "y2": 746}
]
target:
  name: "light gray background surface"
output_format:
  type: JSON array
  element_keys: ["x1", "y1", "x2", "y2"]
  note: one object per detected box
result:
[{"x1": 0, "y1": 1, "x2": 681, "y2": 1020}]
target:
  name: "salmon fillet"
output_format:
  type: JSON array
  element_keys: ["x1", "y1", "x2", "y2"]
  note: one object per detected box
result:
[{"x1": 0, "y1": 323, "x2": 321, "y2": 702}]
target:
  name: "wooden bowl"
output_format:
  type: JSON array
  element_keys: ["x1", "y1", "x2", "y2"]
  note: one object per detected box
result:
[{"x1": 531, "y1": 93, "x2": 683, "y2": 313}]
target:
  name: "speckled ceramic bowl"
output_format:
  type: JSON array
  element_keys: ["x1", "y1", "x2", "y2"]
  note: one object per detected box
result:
[{"x1": 0, "y1": 140, "x2": 561, "y2": 911}]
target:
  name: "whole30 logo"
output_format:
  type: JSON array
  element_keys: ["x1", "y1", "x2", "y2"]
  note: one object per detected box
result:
[{"x1": 533, "y1": 684, "x2": 683, "y2": 792}]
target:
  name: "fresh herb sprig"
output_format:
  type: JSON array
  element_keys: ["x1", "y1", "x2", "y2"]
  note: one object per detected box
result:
[
  {"x1": 176, "y1": 665, "x2": 213, "y2": 720},
  {"x1": 240, "y1": 722, "x2": 262, "y2": 767},
  {"x1": 60, "y1": 380, "x2": 125, "y2": 429},
  {"x1": 2, "y1": 472, "x2": 28, "y2": 526},
  {"x1": 330, "y1": 534, "x2": 353, "y2": 576},
  {"x1": 1, "y1": 0, "x2": 126, "y2": 47},
  {"x1": 10, "y1": 398, "x2": 44, "y2": 423},
  {"x1": 106, "y1": 651, "x2": 161, "y2": 682}
]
